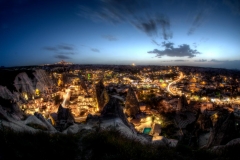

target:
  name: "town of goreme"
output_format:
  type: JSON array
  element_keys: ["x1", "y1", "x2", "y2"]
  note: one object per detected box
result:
[{"x1": 0, "y1": 61, "x2": 240, "y2": 154}]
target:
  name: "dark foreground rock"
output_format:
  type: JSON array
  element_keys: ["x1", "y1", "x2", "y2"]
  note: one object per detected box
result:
[{"x1": 207, "y1": 112, "x2": 236, "y2": 148}]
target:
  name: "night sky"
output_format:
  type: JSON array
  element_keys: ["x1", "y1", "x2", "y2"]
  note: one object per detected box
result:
[{"x1": 0, "y1": 0, "x2": 240, "y2": 69}]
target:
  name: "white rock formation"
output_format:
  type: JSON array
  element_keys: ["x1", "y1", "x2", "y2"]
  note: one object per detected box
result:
[
  {"x1": 0, "y1": 106, "x2": 36, "y2": 132},
  {"x1": 14, "y1": 72, "x2": 35, "y2": 96},
  {"x1": 33, "y1": 69, "x2": 53, "y2": 93},
  {"x1": 0, "y1": 85, "x2": 20, "y2": 101},
  {"x1": 0, "y1": 105, "x2": 57, "y2": 133},
  {"x1": 24, "y1": 115, "x2": 48, "y2": 129}
]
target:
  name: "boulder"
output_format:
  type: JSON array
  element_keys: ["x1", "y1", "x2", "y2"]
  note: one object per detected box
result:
[
  {"x1": 24, "y1": 115, "x2": 48, "y2": 131},
  {"x1": 62, "y1": 123, "x2": 84, "y2": 134},
  {"x1": 34, "y1": 112, "x2": 57, "y2": 132},
  {"x1": 207, "y1": 112, "x2": 236, "y2": 148},
  {"x1": 125, "y1": 87, "x2": 139, "y2": 117},
  {"x1": 55, "y1": 104, "x2": 75, "y2": 131}
]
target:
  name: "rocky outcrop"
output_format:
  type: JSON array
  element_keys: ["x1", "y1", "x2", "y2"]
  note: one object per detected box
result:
[
  {"x1": 101, "y1": 97, "x2": 119, "y2": 117},
  {"x1": 0, "y1": 85, "x2": 20, "y2": 102},
  {"x1": 177, "y1": 94, "x2": 188, "y2": 111},
  {"x1": 62, "y1": 123, "x2": 85, "y2": 134},
  {"x1": 102, "y1": 97, "x2": 137, "y2": 134},
  {"x1": 197, "y1": 114, "x2": 213, "y2": 131},
  {"x1": 0, "y1": 105, "x2": 57, "y2": 132},
  {"x1": 210, "y1": 138, "x2": 240, "y2": 155},
  {"x1": 34, "y1": 112, "x2": 57, "y2": 132},
  {"x1": 56, "y1": 104, "x2": 74, "y2": 131},
  {"x1": 0, "y1": 105, "x2": 36, "y2": 132},
  {"x1": 14, "y1": 72, "x2": 35, "y2": 96},
  {"x1": 125, "y1": 87, "x2": 139, "y2": 117},
  {"x1": 24, "y1": 115, "x2": 48, "y2": 131},
  {"x1": 207, "y1": 112, "x2": 236, "y2": 148},
  {"x1": 95, "y1": 80, "x2": 109, "y2": 112},
  {"x1": 33, "y1": 69, "x2": 53, "y2": 93}
]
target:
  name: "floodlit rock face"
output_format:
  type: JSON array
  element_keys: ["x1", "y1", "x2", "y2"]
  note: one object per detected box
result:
[
  {"x1": 24, "y1": 115, "x2": 48, "y2": 130},
  {"x1": 0, "y1": 105, "x2": 36, "y2": 132},
  {"x1": 13, "y1": 70, "x2": 53, "y2": 98},
  {"x1": 33, "y1": 69, "x2": 53, "y2": 93},
  {"x1": 0, "y1": 85, "x2": 20, "y2": 102},
  {"x1": 95, "y1": 80, "x2": 109, "y2": 112},
  {"x1": 101, "y1": 97, "x2": 137, "y2": 134},
  {"x1": 125, "y1": 87, "x2": 139, "y2": 117},
  {"x1": 34, "y1": 112, "x2": 57, "y2": 132},
  {"x1": 207, "y1": 112, "x2": 236, "y2": 148},
  {"x1": 14, "y1": 72, "x2": 35, "y2": 96}
]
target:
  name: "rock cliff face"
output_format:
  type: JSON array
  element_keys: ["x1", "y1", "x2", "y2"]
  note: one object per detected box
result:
[
  {"x1": 95, "y1": 80, "x2": 109, "y2": 112},
  {"x1": 125, "y1": 87, "x2": 139, "y2": 117},
  {"x1": 197, "y1": 114, "x2": 213, "y2": 131},
  {"x1": 101, "y1": 97, "x2": 137, "y2": 134},
  {"x1": 207, "y1": 112, "x2": 236, "y2": 148},
  {"x1": 56, "y1": 104, "x2": 74, "y2": 131},
  {"x1": 0, "y1": 85, "x2": 20, "y2": 102},
  {"x1": 101, "y1": 97, "x2": 119, "y2": 117},
  {"x1": 33, "y1": 69, "x2": 53, "y2": 93},
  {"x1": 210, "y1": 138, "x2": 240, "y2": 155},
  {"x1": 14, "y1": 72, "x2": 35, "y2": 96},
  {"x1": 13, "y1": 70, "x2": 53, "y2": 99}
]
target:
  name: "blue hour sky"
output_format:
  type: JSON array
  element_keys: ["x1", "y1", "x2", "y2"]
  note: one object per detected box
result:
[{"x1": 0, "y1": 0, "x2": 240, "y2": 69}]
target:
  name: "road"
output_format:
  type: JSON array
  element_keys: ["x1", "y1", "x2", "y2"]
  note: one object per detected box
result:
[{"x1": 167, "y1": 72, "x2": 184, "y2": 95}]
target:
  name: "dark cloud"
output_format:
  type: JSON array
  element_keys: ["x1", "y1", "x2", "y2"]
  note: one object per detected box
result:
[
  {"x1": 58, "y1": 44, "x2": 74, "y2": 50},
  {"x1": 174, "y1": 60, "x2": 189, "y2": 62},
  {"x1": 102, "y1": 35, "x2": 118, "y2": 41},
  {"x1": 195, "y1": 59, "x2": 207, "y2": 62},
  {"x1": 148, "y1": 41, "x2": 201, "y2": 58},
  {"x1": 43, "y1": 44, "x2": 76, "y2": 55},
  {"x1": 44, "y1": 44, "x2": 74, "y2": 51},
  {"x1": 210, "y1": 59, "x2": 225, "y2": 62},
  {"x1": 98, "y1": 0, "x2": 147, "y2": 23},
  {"x1": 44, "y1": 44, "x2": 77, "y2": 60},
  {"x1": 91, "y1": 48, "x2": 100, "y2": 52},
  {"x1": 152, "y1": 39, "x2": 161, "y2": 46},
  {"x1": 54, "y1": 55, "x2": 71, "y2": 60},
  {"x1": 133, "y1": 14, "x2": 172, "y2": 40},
  {"x1": 58, "y1": 52, "x2": 75, "y2": 55},
  {"x1": 223, "y1": 0, "x2": 240, "y2": 16},
  {"x1": 162, "y1": 41, "x2": 174, "y2": 49},
  {"x1": 187, "y1": 11, "x2": 205, "y2": 35},
  {"x1": 43, "y1": 46, "x2": 58, "y2": 51},
  {"x1": 187, "y1": 0, "x2": 216, "y2": 35},
  {"x1": 192, "y1": 43, "x2": 198, "y2": 48},
  {"x1": 208, "y1": 59, "x2": 240, "y2": 70},
  {"x1": 79, "y1": 0, "x2": 172, "y2": 40},
  {"x1": 161, "y1": 60, "x2": 173, "y2": 62}
]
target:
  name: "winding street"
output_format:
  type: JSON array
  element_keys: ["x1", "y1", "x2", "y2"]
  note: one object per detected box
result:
[{"x1": 167, "y1": 72, "x2": 184, "y2": 95}]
